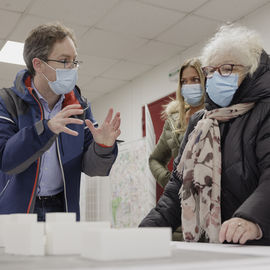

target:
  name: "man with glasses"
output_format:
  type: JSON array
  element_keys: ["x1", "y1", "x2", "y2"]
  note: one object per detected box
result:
[{"x1": 0, "y1": 23, "x2": 120, "y2": 221}]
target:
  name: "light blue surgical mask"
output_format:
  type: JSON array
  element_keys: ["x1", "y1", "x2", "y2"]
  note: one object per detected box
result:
[
  {"x1": 42, "y1": 61, "x2": 78, "y2": 95},
  {"x1": 206, "y1": 72, "x2": 238, "y2": 107},
  {"x1": 181, "y1": 84, "x2": 203, "y2": 106}
]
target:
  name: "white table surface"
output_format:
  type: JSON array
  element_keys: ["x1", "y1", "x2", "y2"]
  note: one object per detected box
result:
[{"x1": 1, "y1": 242, "x2": 270, "y2": 270}]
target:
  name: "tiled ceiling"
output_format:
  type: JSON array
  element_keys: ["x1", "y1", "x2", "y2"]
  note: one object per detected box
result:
[{"x1": 0, "y1": 0, "x2": 269, "y2": 101}]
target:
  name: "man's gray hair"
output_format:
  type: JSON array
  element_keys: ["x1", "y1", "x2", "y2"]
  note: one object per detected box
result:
[{"x1": 201, "y1": 25, "x2": 263, "y2": 75}]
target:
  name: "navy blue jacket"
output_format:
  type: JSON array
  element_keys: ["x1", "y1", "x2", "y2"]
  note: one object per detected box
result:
[{"x1": 0, "y1": 70, "x2": 117, "y2": 220}]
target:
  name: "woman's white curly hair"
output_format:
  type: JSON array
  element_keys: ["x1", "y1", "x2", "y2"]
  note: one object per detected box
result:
[{"x1": 201, "y1": 24, "x2": 263, "y2": 75}]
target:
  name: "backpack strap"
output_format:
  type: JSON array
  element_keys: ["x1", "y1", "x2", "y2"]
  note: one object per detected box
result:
[{"x1": 0, "y1": 88, "x2": 28, "y2": 121}]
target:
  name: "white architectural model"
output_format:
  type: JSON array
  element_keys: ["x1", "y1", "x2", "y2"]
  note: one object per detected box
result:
[
  {"x1": 82, "y1": 227, "x2": 171, "y2": 261},
  {"x1": 1, "y1": 213, "x2": 171, "y2": 260}
]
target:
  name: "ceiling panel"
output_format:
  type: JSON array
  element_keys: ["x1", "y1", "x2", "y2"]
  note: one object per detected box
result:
[
  {"x1": 77, "y1": 72, "x2": 94, "y2": 88},
  {"x1": 0, "y1": 0, "x2": 32, "y2": 12},
  {"x1": 97, "y1": 0, "x2": 186, "y2": 39},
  {"x1": 104, "y1": 60, "x2": 153, "y2": 80},
  {"x1": 0, "y1": 0, "x2": 268, "y2": 101},
  {"x1": 84, "y1": 90, "x2": 104, "y2": 102},
  {"x1": 78, "y1": 28, "x2": 147, "y2": 59},
  {"x1": 81, "y1": 76, "x2": 127, "y2": 101},
  {"x1": 239, "y1": 2, "x2": 270, "y2": 53},
  {"x1": 194, "y1": 0, "x2": 270, "y2": 22},
  {"x1": 0, "y1": 9, "x2": 21, "y2": 39},
  {"x1": 157, "y1": 15, "x2": 221, "y2": 47},
  {"x1": 125, "y1": 40, "x2": 184, "y2": 65},
  {"x1": 139, "y1": 0, "x2": 208, "y2": 13},
  {"x1": 9, "y1": 15, "x2": 89, "y2": 42},
  {"x1": 78, "y1": 54, "x2": 118, "y2": 77},
  {"x1": 87, "y1": 77, "x2": 127, "y2": 94},
  {"x1": 28, "y1": 0, "x2": 119, "y2": 27}
]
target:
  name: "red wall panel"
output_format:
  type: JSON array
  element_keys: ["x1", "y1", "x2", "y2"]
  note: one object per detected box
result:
[{"x1": 142, "y1": 92, "x2": 176, "y2": 202}]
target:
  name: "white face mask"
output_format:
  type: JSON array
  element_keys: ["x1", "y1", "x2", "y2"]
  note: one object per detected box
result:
[
  {"x1": 42, "y1": 61, "x2": 78, "y2": 95},
  {"x1": 181, "y1": 84, "x2": 203, "y2": 106},
  {"x1": 206, "y1": 72, "x2": 238, "y2": 107}
]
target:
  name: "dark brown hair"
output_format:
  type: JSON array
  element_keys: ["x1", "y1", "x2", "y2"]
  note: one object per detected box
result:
[{"x1": 23, "y1": 22, "x2": 76, "y2": 76}]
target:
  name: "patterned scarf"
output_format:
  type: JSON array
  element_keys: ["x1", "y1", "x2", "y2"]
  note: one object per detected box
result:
[{"x1": 177, "y1": 103, "x2": 255, "y2": 243}]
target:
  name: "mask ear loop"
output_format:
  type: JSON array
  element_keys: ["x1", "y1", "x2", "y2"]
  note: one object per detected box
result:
[
  {"x1": 40, "y1": 60, "x2": 56, "y2": 83},
  {"x1": 41, "y1": 72, "x2": 51, "y2": 82},
  {"x1": 42, "y1": 60, "x2": 56, "y2": 71}
]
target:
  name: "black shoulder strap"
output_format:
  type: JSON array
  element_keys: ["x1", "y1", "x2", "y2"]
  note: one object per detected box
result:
[{"x1": 0, "y1": 88, "x2": 19, "y2": 120}]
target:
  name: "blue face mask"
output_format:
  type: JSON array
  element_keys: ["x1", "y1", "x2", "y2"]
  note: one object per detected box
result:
[
  {"x1": 206, "y1": 72, "x2": 238, "y2": 107},
  {"x1": 42, "y1": 62, "x2": 78, "y2": 95},
  {"x1": 181, "y1": 84, "x2": 203, "y2": 106}
]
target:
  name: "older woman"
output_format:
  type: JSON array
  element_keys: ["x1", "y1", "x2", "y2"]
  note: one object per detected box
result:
[{"x1": 140, "y1": 25, "x2": 270, "y2": 245}]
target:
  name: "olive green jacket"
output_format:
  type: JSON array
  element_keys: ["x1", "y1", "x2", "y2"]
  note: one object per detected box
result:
[{"x1": 149, "y1": 101, "x2": 185, "y2": 188}]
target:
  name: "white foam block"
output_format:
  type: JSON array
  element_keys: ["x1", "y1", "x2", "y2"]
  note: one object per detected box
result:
[
  {"x1": 45, "y1": 221, "x2": 110, "y2": 255},
  {"x1": 3, "y1": 213, "x2": 38, "y2": 250},
  {"x1": 5, "y1": 222, "x2": 45, "y2": 256},
  {"x1": 82, "y1": 221, "x2": 111, "y2": 229},
  {"x1": 0, "y1": 214, "x2": 10, "y2": 247},
  {"x1": 8, "y1": 213, "x2": 37, "y2": 223},
  {"x1": 46, "y1": 212, "x2": 76, "y2": 223},
  {"x1": 46, "y1": 222, "x2": 79, "y2": 255},
  {"x1": 81, "y1": 227, "x2": 172, "y2": 261}
]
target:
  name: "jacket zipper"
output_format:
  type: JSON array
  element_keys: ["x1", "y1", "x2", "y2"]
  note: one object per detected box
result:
[
  {"x1": 27, "y1": 158, "x2": 41, "y2": 213},
  {"x1": 0, "y1": 179, "x2": 11, "y2": 197},
  {"x1": 56, "y1": 138, "x2": 68, "y2": 212},
  {"x1": 27, "y1": 90, "x2": 44, "y2": 213},
  {"x1": 59, "y1": 134, "x2": 64, "y2": 156}
]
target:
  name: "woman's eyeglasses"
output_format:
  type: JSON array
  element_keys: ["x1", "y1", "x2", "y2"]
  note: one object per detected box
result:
[{"x1": 202, "y1": 64, "x2": 245, "y2": 78}]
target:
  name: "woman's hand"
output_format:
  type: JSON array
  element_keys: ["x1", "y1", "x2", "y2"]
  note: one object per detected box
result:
[
  {"x1": 219, "y1": 217, "x2": 261, "y2": 244},
  {"x1": 85, "y1": 108, "x2": 121, "y2": 147}
]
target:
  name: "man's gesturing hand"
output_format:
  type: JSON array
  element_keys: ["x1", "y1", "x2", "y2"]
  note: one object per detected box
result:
[
  {"x1": 85, "y1": 108, "x2": 121, "y2": 147},
  {"x1": 47, "y1": 104, "x2": 84, "y2": 136}
]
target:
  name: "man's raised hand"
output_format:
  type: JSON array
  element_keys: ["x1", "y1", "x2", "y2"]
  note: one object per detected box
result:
[{"x1": 85, "y1": 108, "x2": 121, "y2": 147}]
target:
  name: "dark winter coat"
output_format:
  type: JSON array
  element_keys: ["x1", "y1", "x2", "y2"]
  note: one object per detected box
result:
[{"x1": 140, "y1": 51, "x2": 270, "y2": 245}]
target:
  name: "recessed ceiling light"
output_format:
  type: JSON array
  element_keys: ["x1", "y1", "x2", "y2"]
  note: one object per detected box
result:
[{"x1": 0, "y1": 41, "x2": 25, "y2": 66}]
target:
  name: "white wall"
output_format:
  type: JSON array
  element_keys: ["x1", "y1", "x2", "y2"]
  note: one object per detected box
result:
[
  {"x1": 91, "y1": 43, "x2": 204, "y2": 142},
  {"x1": 239, "y1": 3, "x2": 270, "y2": 53},
  {"x1": 91, "y1": 2, "x2": 270, "y2": 143}
]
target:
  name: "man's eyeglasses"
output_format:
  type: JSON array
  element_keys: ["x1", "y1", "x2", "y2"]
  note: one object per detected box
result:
[
  {"x1": 202, "y1": 64, "x2": 244, "y2": 78},
  {"x1": 45, "y1": 59, "x2": 82, "y2": 69}
]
